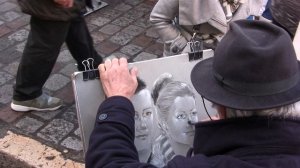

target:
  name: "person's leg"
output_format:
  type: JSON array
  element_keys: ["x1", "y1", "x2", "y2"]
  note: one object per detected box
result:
[
  {"x1": 12, "y1": 16, "x2": 70, "y2": 111},
  {"x1": 65, "y1": 16, "x2": 103, "y2": 71}
]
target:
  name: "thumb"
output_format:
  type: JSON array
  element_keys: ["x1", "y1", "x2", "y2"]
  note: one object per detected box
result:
[
  {"x1": 130, "y1": 67, "x2": 138, "y2": 78},
  {"x1": 130, "y1": 67, "x2": 138, "y2": 86}
]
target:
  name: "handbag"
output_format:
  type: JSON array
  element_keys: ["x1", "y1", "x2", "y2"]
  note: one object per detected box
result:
[{"x1": 17, "y1": 0, "x2": 85, "y2": 21}]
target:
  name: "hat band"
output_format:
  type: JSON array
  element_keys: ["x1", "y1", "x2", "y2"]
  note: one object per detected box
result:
[{"x1": 214, "y1": 71, "x2": 300, "y2": 96}]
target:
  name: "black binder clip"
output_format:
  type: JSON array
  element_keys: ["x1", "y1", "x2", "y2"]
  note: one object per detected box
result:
[
  {"x1": 188, "y1": 40, "x2": 203, "y2": 61},
  {"x1": 82, "y1": 58, "x2": 100, "y2": 81}
]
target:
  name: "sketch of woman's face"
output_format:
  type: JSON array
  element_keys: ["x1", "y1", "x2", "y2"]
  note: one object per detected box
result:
[
  {"x1": 132, "y1": 89, "x2": 154, "y2": 150},
  {"x1": 166, "y1": 95, "x2": 198, "y2": 145}
]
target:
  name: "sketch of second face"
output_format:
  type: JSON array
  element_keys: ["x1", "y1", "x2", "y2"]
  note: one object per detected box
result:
[
  {"x1": 152, "y1": 73, "x2": 199, "y2": 159},
  {"x1": 131, "y1": 88, "x2": 155, "y2": 162},
  {"x1": 166, "y1": 94, "x2": 198, "y2": 145}
]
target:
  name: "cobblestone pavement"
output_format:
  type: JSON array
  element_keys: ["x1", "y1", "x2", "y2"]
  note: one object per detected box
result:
[{"x1": 0, "y1": 0, "x2": 162, "y2": 166}]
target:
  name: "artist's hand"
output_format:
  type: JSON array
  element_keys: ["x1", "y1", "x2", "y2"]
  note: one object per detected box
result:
[
  {"x1": 99, "y1": 58, "x2": 138, "y2": 99},
  {"x1": 54, "y1": 0, "x2": 74, "y2": 8}
]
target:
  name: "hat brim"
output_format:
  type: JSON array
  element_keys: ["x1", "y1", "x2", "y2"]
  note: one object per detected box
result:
[{"x1": 191, "y1": 58, "x2": 300, "y2": 110}]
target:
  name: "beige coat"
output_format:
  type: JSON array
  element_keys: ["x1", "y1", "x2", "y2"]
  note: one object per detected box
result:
[{"x1": 150, "y1": 0, "x2": 264, "y2": 56}]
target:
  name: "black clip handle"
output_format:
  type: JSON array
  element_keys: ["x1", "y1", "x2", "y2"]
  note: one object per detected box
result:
[
  {"x1": 188, "y1": 51, "x2": 203, "y2": 61},
  {"x1": 83, "y1": 69, "x2": 100, "y2": 81},
  {"x1": 82, "y1": 58, "x2": 100, "y2": 81}
]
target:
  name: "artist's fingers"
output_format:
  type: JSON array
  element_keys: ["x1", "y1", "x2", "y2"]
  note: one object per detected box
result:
[
  {"x1": 111, "y1": 58, "x2": 119, "y2": 69},
  {"x1": 99, "y1": 64, "x2": 105, "y2": 73},
  {"x1": 104, "y1": 59, "x2": 112, "y2": 70},
  {"x1": 119, "y1": 57, "x2": 128, "y2": 68}
]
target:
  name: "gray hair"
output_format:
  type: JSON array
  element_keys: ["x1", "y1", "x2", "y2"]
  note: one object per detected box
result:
[{"x1": 225, "y1": 102, "x2": 300, "y2": 119}]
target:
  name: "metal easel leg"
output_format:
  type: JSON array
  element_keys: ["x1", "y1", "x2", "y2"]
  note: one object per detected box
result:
[{"x1": 84, "y1": 0, "x2": 108, "y2": 16}]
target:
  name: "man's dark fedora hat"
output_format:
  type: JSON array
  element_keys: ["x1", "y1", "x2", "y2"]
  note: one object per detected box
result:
[{"x1": 191, "y1": 20, "x2": 300, "y2": 110}]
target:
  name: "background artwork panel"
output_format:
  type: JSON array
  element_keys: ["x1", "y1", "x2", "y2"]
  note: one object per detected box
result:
[{"x1": 71, "y1": 50, "x2": 216, "y2": 165}]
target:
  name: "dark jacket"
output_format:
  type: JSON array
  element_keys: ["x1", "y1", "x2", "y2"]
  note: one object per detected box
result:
[{"x1": 86, "y1": 96, "x2": 300, "y2": 168}]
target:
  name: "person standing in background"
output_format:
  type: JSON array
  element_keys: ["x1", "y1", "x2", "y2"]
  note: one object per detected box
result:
[
  {"x1": 150, "y1": 0, "x2": 264, "y2": 56},
  {"x1": 11, "y1": 0, "x2": 103, "y2": 112}
]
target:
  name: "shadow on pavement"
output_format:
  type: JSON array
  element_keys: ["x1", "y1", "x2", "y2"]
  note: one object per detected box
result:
[{"x1": 0, "y1": 151, "x2": 34, "y2": 168}]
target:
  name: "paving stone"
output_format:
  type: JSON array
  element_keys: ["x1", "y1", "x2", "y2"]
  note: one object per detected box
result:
[
  {"x1": 0, "y1": 71, "x2": 14, "y2": 86},
  {"x1": 37, "y1": 119, "x2": 74, "y2": 143},
  {"x1": 15, "y1": 40, "x2": 26, "y2": 52},
  {"x1": 124, "y1": 0, "x2": 143, "y2": 6},
  {"x1": 114, "y1": 3, "x2": 132, "y2": 11},
  {"x1": 0, "y1": 2, "x2": 17, "y2": 12},
  {"x1": 74, "y1": 128, "x2": 81, "y2": 137},
  {"x1": 0, "y1": 11, "x2": 21, "y2": 22},
  {"x1": 145, "y1": 42, "x2": 164, "y2": 56},
  {"x1": 0, "y1": 84, "x2": 13, "y2": 104},
  {"x1": 133, "y1": 52, "x2": 157, "y2": 62},
  {"x1": 144, "y1": 0, "x2": 158, "y2": 6},
  {"x1": 98, "y1": 9, "x2": 123, "y2": 20},
  {"x1": 52, "y1": 63, "x2": 68, "y2": 75},
  {"x1": 15, "y1": 116, "x2": 44, "y2": 133},
  {"x1": 134, "y1": 3, "x2": 153, "y2": 13},
  {"x1": 145, "y1": 27, "x2": 159, "y2": 38},
  {"x1": 90, "y1": 17, "x2": 111, "y2": 27},
  {"x1": 111, "y1": 16, "x2": 134, "y2": 27},
  {"x1": 8, "y1": 29, "x2": 29, "y2": 42},
  {"x1": 91, "y1": 31, "x2": 107, "y2": 44},
  {"x1": 120, "y1": 44, "x2": 142, "y2": 56},
  {"x1": 61, "y1": 137, "x2": 83, "y2": 151},
  {"x1": 132, "y1": 34, "x2": 153, "y2": 47},
  {"x1": 0, "y1": 46, "x2": 22, "y2": 64},
  {"x1": 60, "y1": 63, "x2": 77, "y2": 77},
  {"x1": 0, "y1": 20, "x2": 4, "y2": 26},
  {"x1": 62, "y1": 105, "x2": 77, "y2": 123},
  {"x1": 32, "y1": 110, "x2": 60, "y2": 120},
  {"x1": 44, "y1": 74, "x2": 70, "y2": 91},
  {"x1": 0, "y1": 25, "x2": 11, "y2": 38},
  {"x1": 24, "y1": 24, "x2": 30, "y2": 30},
  {"x1": 6, "y1": 16, "x2": 30, "y2": 30},
  {"x1": 110, "y1": 31, "x2": 135, "y2": 45},
  {"x1": 123, "y1": 9, "x2": 144, "y2": 20},
  {"x1": 107, "y1": 52, "x2": 131, "y2": 60},
  {"x1": 0, "y1": 120, "x2": 9, "y2": 137},
  {"x1": 122, "y1": 25, "x2": 144, "y2": 36},
  {"x1": 99, "y1": 24, "x2": 121, "y2": 35},
  {"x1": 0, "y1": 104, "x2": 24, "y2": 123},
  {"x1": 86, "y1": 23, "x2": 98, "y2": 32},
  {"x1": 134, "y1": 15, "x2": 151, "y2": 28},
  {"x1": 3, "y1": 61, "x2": 19, "y2": 76},
  {"x1": 96, "y1": 40, "x2": 120, "y2": 54},
  {"x1": 54, "y1": 83, "x2": 75, "y2": 104},
  {"x1": 57, "y1": 49, "x2": 73, "y2": 63}
]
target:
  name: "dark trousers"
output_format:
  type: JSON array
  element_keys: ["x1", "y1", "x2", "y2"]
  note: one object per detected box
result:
[{"x1": 13, "y1": 16, "x2": 102, "y2": 101}]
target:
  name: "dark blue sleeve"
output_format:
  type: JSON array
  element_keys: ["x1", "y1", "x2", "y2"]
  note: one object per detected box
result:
[{"x1": 85, "y1": 96, "x2": 157, "y2": 168}]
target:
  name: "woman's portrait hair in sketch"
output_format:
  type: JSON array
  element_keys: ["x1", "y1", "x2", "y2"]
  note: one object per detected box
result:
[
  {"x1": 150, "y1": 73, "x2": 198, "y2": 167},
  {"x1": 131, "y1": 77, "x2": 155, "y2": 163}
]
